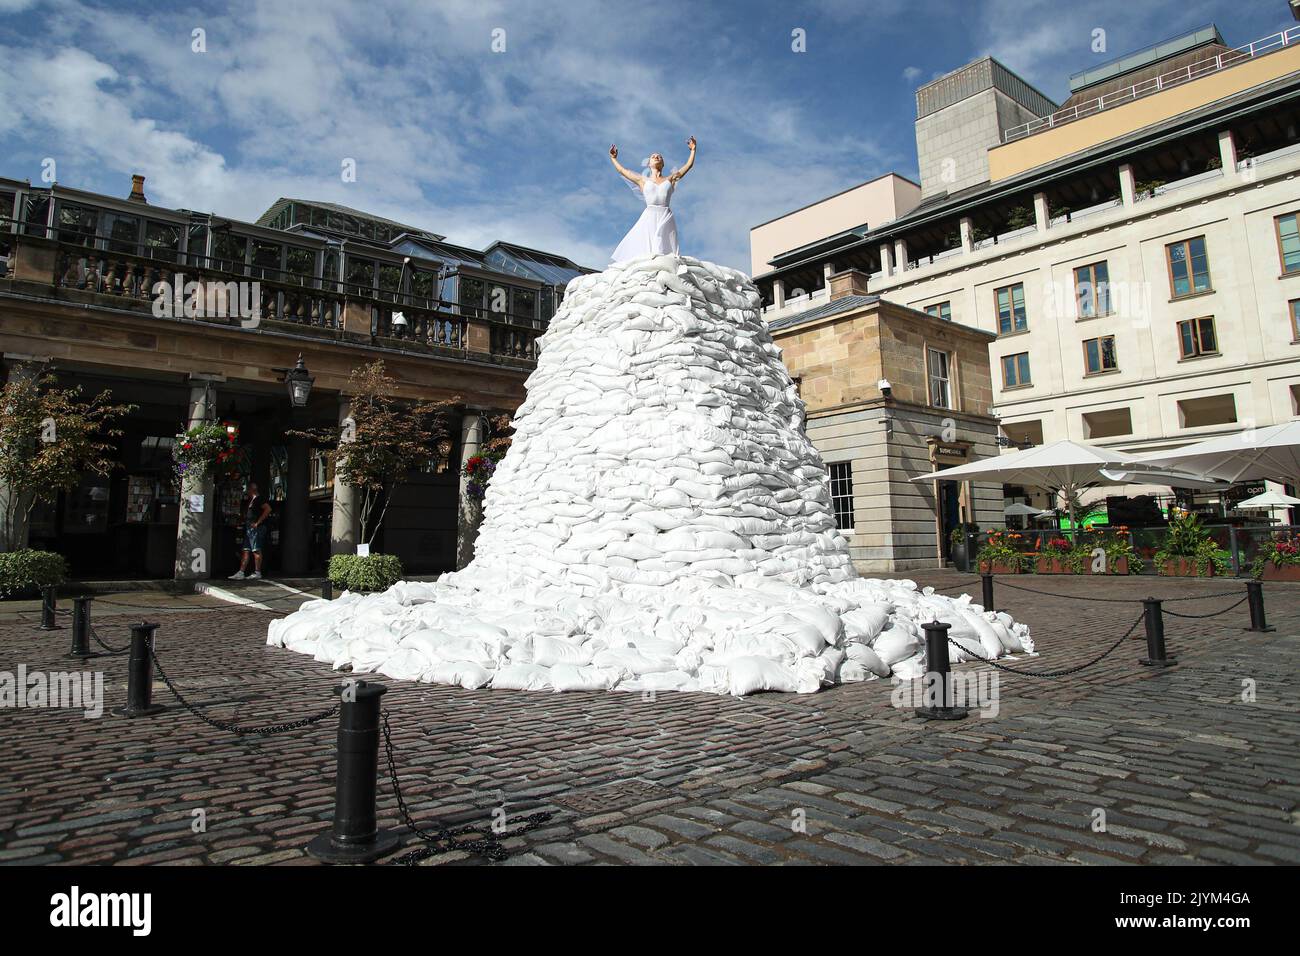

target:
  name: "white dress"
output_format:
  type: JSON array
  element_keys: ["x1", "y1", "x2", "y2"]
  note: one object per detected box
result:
[{"x1": 611, "y1": 177, "x2": 678, "y2": 263}]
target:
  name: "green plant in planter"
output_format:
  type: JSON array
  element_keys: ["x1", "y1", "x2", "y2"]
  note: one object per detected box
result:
[
  {"x1": 976, "y1": 530, "x2": 1030, "y2": 572},
  {"x1": 0, "y1": 549, "x2": 69, "y2": 599},
  {"x1": 1250, "y1": 534, "x2": 1299, "y2": 579},
  {"x1": 1155, "y1": 513, "x2": 1230, "y2": 576},
  {"x1": 327, "y1": 553, "x2": 403, "y2": 593},
  {"x1": 1081, "y1": 527, "x2": 1143, "y2": 574},
  {"x1": 1038, "y1": 535, "x2": 1084, "y2": 573}
]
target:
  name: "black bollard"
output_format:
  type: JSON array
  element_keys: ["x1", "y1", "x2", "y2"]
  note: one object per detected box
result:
[
  {"x1": 1139, "y1": 598, "x2": 1175, "y2": 667},
  {"x1": 37, "y1": 585, "x2": 63, "y2": 631},
  {"x1": 114, "y1": 622, "x2": 166, "y2": 717},
  {"x1": 66, "y1": 596, "x2": 98, "y2": 659},
  {"x1": 322, "y1": 579, "x2": 333, "y2": 601},
  {"x1": 306, "y1": 681, "x2": 399, "y2": 864},
  {"x1": 981, "y1": 572, "x2": 995, "y2": 612},
  {"x1": 916, "y1": 620, "x2": 969, "y2": 721},
  {"x1": 1244, "y1": 580, "x2": 1274, "y2": 633}
]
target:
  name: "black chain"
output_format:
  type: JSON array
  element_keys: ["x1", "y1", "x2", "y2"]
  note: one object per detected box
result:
[
  {"x1": 147, "y1": 644, "x2": 339, "y2": 736},
  {"x1": 994, "y1": 577, "x2": 1245, "y2": 604},
  {"x1": 947, "y1": 612, "x2": 1145, "y2": 679},
  {"x1": 930, "y1": 578, "x2": 983, "y2": 594},
  {"x1": 993, "y1": 578, "x2": 1150, "y2": 603},
  {"x1": 1163, "y1": 595, "x2": 1249, "y2": 619},
  {"x1": 93, "y1": 591, "x2": 310, "y2": 613},
  {"x1": 89, "y1": 624, "x2": 130, "y2": 655},
  {"x1": 380, "y1": 710, "x2": 552, "y2": 865}
]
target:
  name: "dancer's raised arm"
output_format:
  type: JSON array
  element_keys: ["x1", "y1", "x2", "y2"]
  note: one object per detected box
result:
[
  {"x1": 670, "y1": 137, "x2": 697, "y2": 183},
  {"x1": 609, "y1": 145, "x2": 643, "y2": 187}
]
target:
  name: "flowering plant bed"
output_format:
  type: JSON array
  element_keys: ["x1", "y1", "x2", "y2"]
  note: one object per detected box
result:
[
  {"x1": 1154, "y1": 514, "x2": 1230, "y2": 577},
  {"x1": 977, "y1": 531, "x2": 1030, "y2": 573},
  {"x1": 1251, "y1": 534, "x2": 1300, "y2": 581}
]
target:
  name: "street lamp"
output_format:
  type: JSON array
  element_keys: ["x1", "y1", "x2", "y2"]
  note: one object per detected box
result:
[{"x1": 284, "y1": 354, "x2": 314, "y2": 408}]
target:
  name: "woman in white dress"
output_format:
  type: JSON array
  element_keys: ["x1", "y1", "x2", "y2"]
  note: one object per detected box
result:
[{"x1": 608, "y1": 137, "x2": 696, "y2": 263}]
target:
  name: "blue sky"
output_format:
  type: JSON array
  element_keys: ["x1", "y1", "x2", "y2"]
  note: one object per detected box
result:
[{"x1": 0, "y1": 0, "x2": 1292, "y2": 271}]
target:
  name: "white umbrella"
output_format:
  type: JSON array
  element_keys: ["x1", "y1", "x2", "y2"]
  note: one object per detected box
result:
[
  {"x1": 1234, "y1": 489, "x2": 1300, "y2": 525},
  {"x1": 913, "y1": 439, "x2": 1215, "y2": 530},
  {"x1": 1003, "y1": 502, "x2": 1043, "y2": 516},
  {"x1": 1137, "y1": 421, "x2": 1300, "y2": 484}
]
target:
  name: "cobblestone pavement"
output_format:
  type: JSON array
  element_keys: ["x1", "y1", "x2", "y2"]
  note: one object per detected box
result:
[{"x1": 1, "y1": 571, "x2": 1297, "y2": 866}]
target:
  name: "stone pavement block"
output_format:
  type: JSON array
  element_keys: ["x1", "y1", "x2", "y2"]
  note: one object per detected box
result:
[{"x1": 2, "y1": 571, "x2": 1298, "y2": 867}]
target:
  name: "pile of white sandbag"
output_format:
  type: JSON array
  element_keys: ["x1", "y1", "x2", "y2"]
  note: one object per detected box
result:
[{"x1": 268, "y1": 255, "x2": 1035, "y2": 695}]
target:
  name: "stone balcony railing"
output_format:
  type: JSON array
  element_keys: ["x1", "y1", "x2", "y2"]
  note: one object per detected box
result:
[{"x1": 0, "y1": 226, "x2": 542, "y2": 369}]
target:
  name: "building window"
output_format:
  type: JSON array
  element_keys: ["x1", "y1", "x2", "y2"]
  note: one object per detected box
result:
[
  {"x1": 1074, "y1": 261, "x2": 1110, "y2": 317},
  {"x1": 1291, "y1": 300, "x2": 1300, "y2": 341},
  {"x1": 1177, "y1": 317, "x2": 1219, "y2": 358},
  {"x1": 1178, "y1": 394, "x2": 1237, "y2": 428},
  {"x1": 924, "y1": 301, "x2": 952, "y2": 321},
  {"x1": 995, "y1": 283, "x2": 1027, "y2": 334},
  {"x1": 1166, "y1": 236, "x2": 1211, "y2": 298},
  {"x1": 829, "y1": 462, "x2": 854, "y2": 532},
  {"x1": 1083, "y1": 335, "x2": 1118, "y2": 374},
  {"x1": 1082, "y1": 408, "x2": 1133, "y2": 439},
  {"x1": 1276, "y1": 213, "x2": 1300, "y2": 275},
  {"x1": 927, "y1": 348, "x2": 952, "y2": 408},
  {"x1": 1001, "y1": 351, "x2": 1031, "y2": 388},
  {"x1": 1002, "y1": 419, "x2": 1043, "y2": 447}
]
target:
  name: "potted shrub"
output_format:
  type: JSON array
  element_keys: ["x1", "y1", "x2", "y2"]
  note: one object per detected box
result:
[
  {"x1": 327, "y1": 553, "x2": 404, "y2": 594},
  {"x1": 1154, "y1": 513, "x2": 1230, "y2": 577},
  {"x1": 948, "y1": 524, "x2": 977, "y2": 572},
  {"x1": 977, "y1": 530, "x2": 1028, "y2": 574},
  {"x1": 0, "y1": 548, "x2": 69, "y2": 600},
  {"x1": 1251, "y1": 534, "x2": 1300, "y2": 582}
]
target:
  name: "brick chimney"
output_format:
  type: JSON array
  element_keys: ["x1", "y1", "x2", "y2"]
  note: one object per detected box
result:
[
  {"x1": 828, "y1": 268, "x2": 870, "y2": 301},
  {"x1": 128, "y1": 174, "x2": 148, "y2": 203}
]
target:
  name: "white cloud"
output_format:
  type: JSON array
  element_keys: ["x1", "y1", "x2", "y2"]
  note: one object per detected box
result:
[{"x1": 0, "y1": 0, "x2": 908, "y2": 271}]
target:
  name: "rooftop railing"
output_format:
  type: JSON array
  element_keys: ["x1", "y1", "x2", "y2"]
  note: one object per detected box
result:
[
  {"x1": 0, "y1": 223, "x2": 542, "y2": 366},
  {"x1": 1002, "y1": 25, "x2": 1300, "y2": 143}
]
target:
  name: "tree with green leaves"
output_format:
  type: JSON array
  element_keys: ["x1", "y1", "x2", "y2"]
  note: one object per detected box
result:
[
  {"x1": 0, "y1": 363, "x2": 135, "y2": 551},
  {"x1": 291, "y1": 360, "x2": 457, "y2": 545}
]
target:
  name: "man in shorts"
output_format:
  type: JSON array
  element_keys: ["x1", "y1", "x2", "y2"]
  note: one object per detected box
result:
[{"x1": 229, "y1": 482, "x2": 272, "y2": 580}]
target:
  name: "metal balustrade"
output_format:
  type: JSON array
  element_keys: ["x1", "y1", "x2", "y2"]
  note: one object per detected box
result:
[
  {"x1": 1003, "y1": 26, "x2": 1300, "y2": 143},
  {"x1": 1, "y1": 223, "x2": 539, "y2": 364}
]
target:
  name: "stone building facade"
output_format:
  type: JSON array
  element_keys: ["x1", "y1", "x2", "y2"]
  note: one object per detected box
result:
[
  {"x1": 0, "y1": 176, "x2": 590, "y2": 580},
  {"x1": 772, "y1": 269, "x2": 1001, "y2": 571}
]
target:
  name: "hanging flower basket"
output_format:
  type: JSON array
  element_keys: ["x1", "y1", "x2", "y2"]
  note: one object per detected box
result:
[
  {"x1": 461, "y1": 453, "x2": 502, "y2": 502},
  {"x1": 173, "y1": 423, "x2": 241, "y2": 485}
]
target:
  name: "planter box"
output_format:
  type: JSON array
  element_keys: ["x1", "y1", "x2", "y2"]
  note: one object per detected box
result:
[
  {"x1": 1035, "y1": 557, "x2": 1073, "y2": 574},
  {"x1": 1034, "y1": 556, "x2": 1129, "y2": 575},
  {"x1": 1162, "y1": 557, "x2": 1216, "y2": 577},
  {"x1": 980, "y1": 560, "x2": 1023, "y2": 574},
  {"x1": 1260, "y1": 561, "x2": 1300, "y2": 582}
]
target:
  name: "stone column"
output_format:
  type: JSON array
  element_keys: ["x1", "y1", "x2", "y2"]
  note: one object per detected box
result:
[
  {"x1": 0, "y1": 360, "x2": 41, "y2": 552},
  {"x1": 893, "y1": 238, "x2": 908, "y2": 272},
  {"x1": 456, "y1": 409, "x2": 485, "y2": 569},
  {"x1": 281, "y1": 427, "x2": 310, "y2": 575},
  {"x1": 1033, "y1": 192, "x2": 1050, "y2": 232},
  {"x1": 1119, "y1": 163, "x2": 1136, "y2": 207},
  {"x1": 1217, "y1": 129, "x2": 1239, "y2": 176},
  {"x1": 772, "y1": 279, "x2": 786, "y2": 310},
  {"x1": 330, "y1": 398, "x2": 359, "y2": 555},
  {"x1": 174, "y1": 374, "x2": 222, "y2": 580},
  {"x1": 879, "y1": 242, "x2": 893, "y2": 278},
  {"x1": 959, "y1": 217, "x2": 974, "y2": 254}
]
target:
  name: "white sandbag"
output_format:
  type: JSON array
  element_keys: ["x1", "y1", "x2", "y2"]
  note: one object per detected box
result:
[
  {"x1": 725, "y1": 657, "x2": 799, "y2": 696},
  {"x1": 491, "y1": 663, "x2": 553, "y2": 691}
]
